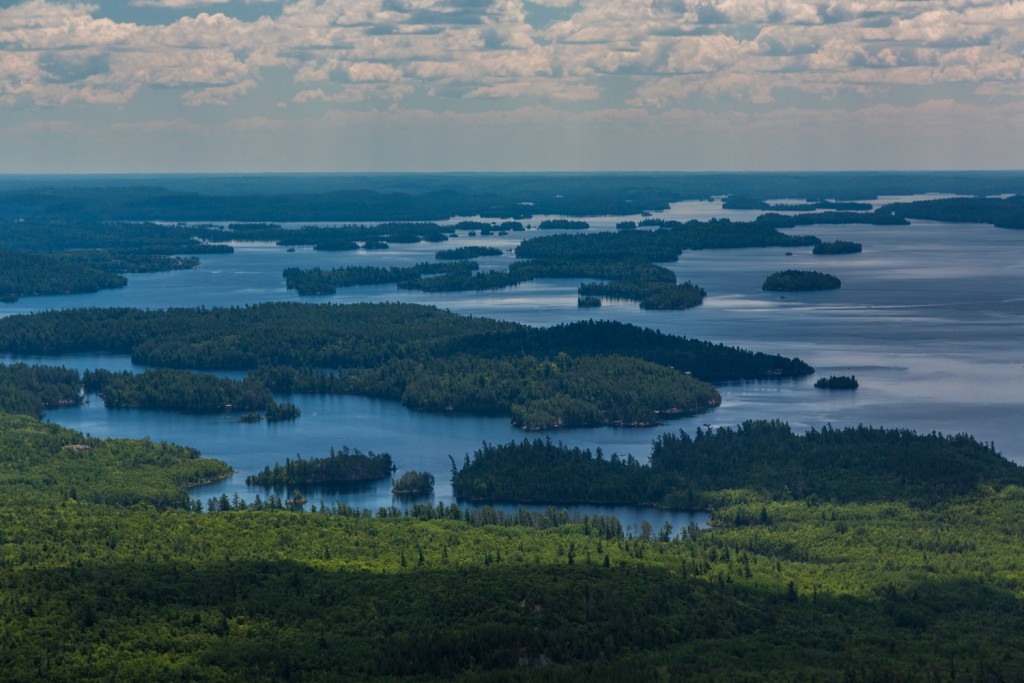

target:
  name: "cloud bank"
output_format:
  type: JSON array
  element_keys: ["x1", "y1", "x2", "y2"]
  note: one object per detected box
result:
[{"x1": 1, "y1": 0, "x2": 1022, "y2": 170}]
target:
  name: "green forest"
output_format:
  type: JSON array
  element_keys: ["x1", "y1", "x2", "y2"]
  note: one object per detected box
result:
[
  {"x1": 82, "y1": 368, "x2": 300, "y2": 420},
  {"x1": 245, "y1": 447, "x2": 394, "y2": 488},
  {"x1": 2, "y1": 409, "x2": 1024, "y2": 680},
  {"x1": 5, "y1": 175, "x2": 1024, "y2": 679},
  {"x1": 0, "y1": 303, "x2": 811, "y2": 427},
  {"x1": 452, "y1": 421, "x2": 1019, "y2": 509},
  {"x1": 0, "y1": 363, "x2": 82, "y2": 416}
]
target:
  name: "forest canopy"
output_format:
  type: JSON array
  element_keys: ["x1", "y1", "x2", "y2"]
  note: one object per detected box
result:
[{"x1": 452, "y1": 421, "x2": 1023, "y2": 509}]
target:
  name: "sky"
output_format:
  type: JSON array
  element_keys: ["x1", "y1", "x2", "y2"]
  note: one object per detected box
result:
[{"x1": 0, "y1": 0, "x2": 1022, "y2": 172}]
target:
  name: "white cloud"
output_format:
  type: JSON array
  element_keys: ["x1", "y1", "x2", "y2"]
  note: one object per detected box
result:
[{"x1": 0, "y1": 0, "x2": 1023, "y2": 170}]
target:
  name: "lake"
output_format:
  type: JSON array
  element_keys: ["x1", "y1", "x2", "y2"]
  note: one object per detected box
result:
[{"x1": 3, "y1": 197, "x2": 1022, "y2": 528}]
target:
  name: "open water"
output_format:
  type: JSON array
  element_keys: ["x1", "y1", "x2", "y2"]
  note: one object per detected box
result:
[{"x1": 3, "y1": 196, "x2": 1022, "y2": 530}]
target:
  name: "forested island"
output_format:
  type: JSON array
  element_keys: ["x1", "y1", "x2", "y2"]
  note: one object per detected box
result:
[
  {"x1": 278, "y1": 215, "x2": 843, "y2": 310},
  {"x1": 763, "y1": 270, "x2": 841, "y2": 291},
  {"x1": 283, "y1": 261, "x2": 477, "y2": 295},
  {"x1": 536, "y1": 219, "x2": 590, "y2": 230},
  {"x1": 0, "y1": 303, "x2": 812, "y2": 428},
  {"x1": 435, "y1": 246, "x2": 503, "y2": 260},
  {"x1": 815, "y1": 375, "x2": 859, "y2": 389},
  {"x1": 392, "y1": 470, "x2": 435, "y2": 495},
  {"x1": 813, "y1": 240, "x2": 862, "y2": 255},
  {"x1": 245, "y1": 447, "x2": 394, "y2": 487}
]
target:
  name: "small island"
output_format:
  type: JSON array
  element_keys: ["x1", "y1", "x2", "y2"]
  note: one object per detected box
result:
[
  {"x1": 392, "y1": 470, "x2": 435, "y2": 495},
  {"x1": 537, "y1": 219, "x2": 590, "y2": 230},
  {"x1": 813, "y1": 240, "x2": 862, "y2": 255},
  {"x1": 577, "y1": 295, "x2": 601, "y2": 308},
  {"x1": 815, "y1": 375, "x2": 859, "y2": 390},
  {"x1": 435, "y1": 246, "x2": 503, "y2": 260},
  {"x1": 763, "y1": 270, "x2": 841, "y2": 291},
  {"x1": 245, "y1": 447, "x2": 394, "y2": 487}
]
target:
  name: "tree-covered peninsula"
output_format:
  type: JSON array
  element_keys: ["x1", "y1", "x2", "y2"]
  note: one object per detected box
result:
[
  {"x1": 82, "y1": 368, "x2": 300, "y2": 420},
  {"x1": 245, "y1": 447, "x2": 394, "y2": 488},
  {"x1": 434, "y1": 246, "x2": 503, "y2": 260},
  {"x1": 886, "y1": 194, "x2": 1024, "y2": 230},
  {"x1": 346, "y1": 353, "x2": 720, "y2": 429},
  {"x1": 0, "y1": 303, "x2": 812, "y2": 428},
  {"x1": 0, "y1": 363, "x2": 82, "y2": 416},
  {"x1": 0, "y1": 249, "x2": 127, "y2": 302},
  {"x1": 452, "y1": 420, "x2": 1022, "y2": 509},
  {"x1": 763, "y1": 270, "x2": 841, "y2": 291}
]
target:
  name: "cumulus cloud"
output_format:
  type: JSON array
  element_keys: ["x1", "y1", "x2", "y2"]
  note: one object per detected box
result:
[{"x1": 0, "y1": 0, "x2": 1023, "y2": 153}]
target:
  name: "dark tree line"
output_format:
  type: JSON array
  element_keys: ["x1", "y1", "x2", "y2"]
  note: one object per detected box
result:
[
  {"x1": 763, "y1": 270, "x2": 841, "y2": 291},
  {"x1": 0, "y1": 363, "x2": 82, "y2": 416},
  {"x1": 454, "y1": 420, "x2": 1023, "y2": 509},
  {"x1": 812, "y1": 240, "x2": 862, "y2": 255},
  {"x1": 0, "y1": 303, "x2": 813, "y2": 381},
  {"x1": 83, "y1": 368, "x2": 299, "y2": 419},
  {"x1": 246, "y1": 446, "x2": 394, "y2": 487}
]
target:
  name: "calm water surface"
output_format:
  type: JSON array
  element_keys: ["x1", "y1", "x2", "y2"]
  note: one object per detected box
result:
[{"x1": 3, "y1": 198, "x2": 1022, "y2": 527}]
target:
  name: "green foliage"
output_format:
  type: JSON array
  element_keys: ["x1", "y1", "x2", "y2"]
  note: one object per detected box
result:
[
  {"x1": 454, "y1": 421, "x2": 1024, "y2": 508},
  {"x1": 3, "y1": 410, "x2": 1024, "y2": 679},
  {"x1": 0, "y1": 363, "x2": 82, "y2": 416},
  {"x1": 536, "y1": 219, "x2": 590, "y2": 230},
  {"x1": 813, "y1": 240, "x2": 862, "y2": 255},
  {"x1": 0, "y1": 304, "x2": 812, "y2": 424},
  {"x1": 82, "y1": 368, "x2": 299, "y2": 419},
  {"x1": 0, "y1": 220, "x2": 233, "y2": 255},
  {"x1": 815, "y1": 375, "x2": 859, "y2": 389},
  {"x1": 577, "y1": 280, "x2": 705, "y2": 310},
  {"x1": 516, "y1": 219, "x2": 821, "y2": 262},
  {"x1": 245, "y1": 446, "x2": 394, "y2": 488},
  {"x1": 887, "y1": 195, "x2": 1024, "y2": 230},
  {"x1": 650, "y1": 421, "x2": 1022, "y2": 505},
  {"x1": 0, "y1": 249, "x2": 126, "y2": 302},
  {"x1": 0, "y1": 412, "x2": 229, "y2": 508},
  {"x1": 283, "y1": 261, "x2": 477, "y2": 295},
  {"x1": 763, "y1": 269, "x2": 841, "y2": 291},
  {"x1": 753, "y1": 210, "x2": 907, "y2": 228},
  {"x1": 393, "y1": 470, "x2": 436, "y2": 494},
  {"x1": 435, "y1": 246, "x2": 504, "y2": 260},
  {"x1": 453, "y1": 439, "x2": 649, "y2": 505},
  {"x1": 458, "y1": 319, "x2": 814, "y2": 381},
  {"x1": 346, "y1": 353, "x2": 720, "y2": 429}
]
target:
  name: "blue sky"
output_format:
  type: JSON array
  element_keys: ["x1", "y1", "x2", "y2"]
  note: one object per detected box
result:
[{"x1": 1, "y1": 0, "x2": 1022, "y2": 172}]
